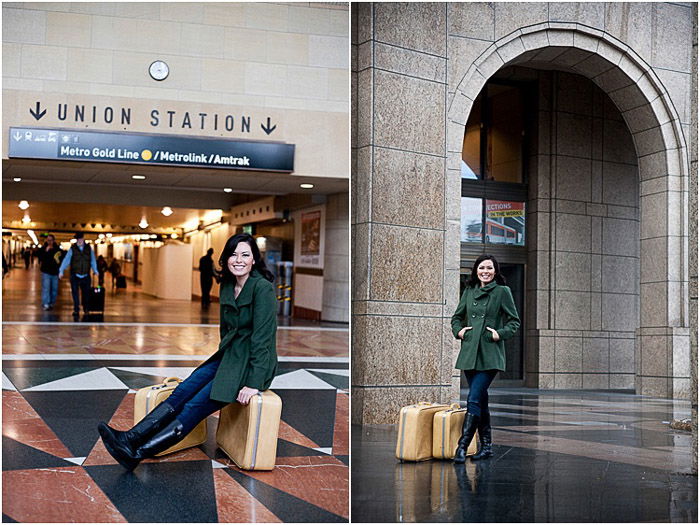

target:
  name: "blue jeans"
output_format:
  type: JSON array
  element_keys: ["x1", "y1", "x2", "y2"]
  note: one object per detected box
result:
[
  {"x1": 163, "y1": 358, "x2": 228, "y2": 435},
  {"x1": 463, "y1": 369, "x2": 498, "y2": 418},
  {"x1": 41, "y1": 272, "x2": 59, "y2": 306},
  {"x1": 69, "y1": 274, "x2": 91, "y2": 313}
]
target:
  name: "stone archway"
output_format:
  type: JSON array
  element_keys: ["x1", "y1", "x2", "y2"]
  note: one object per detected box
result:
[{"x1": 447, "y1": 23, "x2": 690, "y2": 399}]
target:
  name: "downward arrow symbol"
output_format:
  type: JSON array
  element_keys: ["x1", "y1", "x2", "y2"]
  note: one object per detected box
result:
[
  {"x1": 29, "y1": 101, "x2": 46, "y2": 120},
  {"x1": 12, "y1": 131, "x2": 22, "y2": 141},
  {"x1": 261, "y1": 117, "x2": 276, "y2": 135}
]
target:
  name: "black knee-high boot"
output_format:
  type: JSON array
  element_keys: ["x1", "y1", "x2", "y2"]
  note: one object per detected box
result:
[
  {"x1": 109, "y1": 419, "x2": 186, "y2": 471},
  {"x1": 98, "y1": 403, "x2": 176, "y2": 469},
  {"x1": 471, "y1": 410, "x2": 493, "y2": 460},
  {"x1": 453, "y1": 413, "x2": 479, "y2": 463}
]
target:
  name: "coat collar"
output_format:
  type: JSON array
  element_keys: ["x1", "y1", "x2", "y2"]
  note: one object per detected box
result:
[
  {"x1": 220, "y1": 270, "x2": 260, "y2": 307},
  {"x1": 473, "y1": 281, "x2": 498, "y2": 299}
]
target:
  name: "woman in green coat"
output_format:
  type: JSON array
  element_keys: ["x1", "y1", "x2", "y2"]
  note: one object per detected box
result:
[
  {"x1": 451, "y1": 254, "x2": 520, "y2": 463},
  {"x1": 98, "y1": 233, "x2": 278, "y2": 470}
]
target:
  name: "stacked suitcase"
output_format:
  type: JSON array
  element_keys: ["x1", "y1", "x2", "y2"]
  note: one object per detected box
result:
[{"x1": 396, "y1": 401, "x2": 479, "y2": 462}]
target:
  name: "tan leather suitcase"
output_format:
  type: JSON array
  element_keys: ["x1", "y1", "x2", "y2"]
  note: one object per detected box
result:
[
  {"x1": 396, "y1": 402, "x2": 450, "y2": 461},
  {"x1": 432, "y1": 404, "x2": 478, "y2": 459},
  {"x1": 133, "y1": 376, "x2": 207, "y2": 456},
  {"x1": 216, "y1": 390, "x2": 282, "y2": 471}
]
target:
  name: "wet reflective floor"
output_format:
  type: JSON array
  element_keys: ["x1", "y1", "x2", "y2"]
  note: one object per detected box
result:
[{"x1": 352, "y1": 390, "x2": 697, "y2": 522}]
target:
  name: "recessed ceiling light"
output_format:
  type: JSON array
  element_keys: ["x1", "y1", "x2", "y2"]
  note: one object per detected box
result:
[
  {"x1": 300, "y1": 183, "x2": 314, "y2": 189},
  {"x1": 139, "y1": 218, "x2": 149, "y2": 229},
  {"x1": 132, "y1": 175, "x2": 146, "y2": 180},
  {"x1": 13, "y1": 178, "x2": 21, "y2": 182},
  {"x1": 18, "y1": 200, "x2": 29, "y2": 210},
  {"x1": 106, "y1": 233, "x2": 113, "y2": 238},
  {"x1": 224, "y1": 188, "x2": 233, "y2": 193},
  {"x1": 161, "y1": 206, "x2": 173, "y2": 216},
  {"x1": 171, "y1": 233, "x2": 178, "y2": 239},
  {"x1": 22, "y1": 213, "x2": 31, "y2": 223}
]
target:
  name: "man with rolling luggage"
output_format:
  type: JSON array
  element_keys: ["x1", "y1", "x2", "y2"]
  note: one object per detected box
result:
[{"x1": 58, "y1": 232, "x2": 99, "y2": 320}]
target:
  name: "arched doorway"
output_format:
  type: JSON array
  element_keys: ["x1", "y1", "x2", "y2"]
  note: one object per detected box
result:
[{"x1": 449, "y1": 23, "x2": 690, "y2": 399}]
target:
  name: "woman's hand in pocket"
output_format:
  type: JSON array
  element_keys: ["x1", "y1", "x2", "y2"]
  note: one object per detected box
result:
[
  {"x1": 458, "y1": 326, "x2": 473, "y2": 340},
  {"x1": 486, "y1": 327, "x2": 500, "y2": 341},
  {"x1": 237, "y1": 386, "x2": 259, "y2": 405}
]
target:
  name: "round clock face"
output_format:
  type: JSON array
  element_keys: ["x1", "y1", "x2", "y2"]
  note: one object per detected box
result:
[{"x1": 149, "y1": 60, "x2": 169, "y2": 81}]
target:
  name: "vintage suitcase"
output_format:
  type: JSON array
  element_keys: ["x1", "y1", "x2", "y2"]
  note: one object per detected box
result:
[
  {"x1": 133, "y1": 377, "x2": 207, "y2": 456},
  {"x1": 396, "y1": 402, "x2": 450, "y2": 462},
  {"x1": 216, "y1": 390, "x2": 282, "y2": 471},
  {"x1": 432, "y1": 404, "x2": 478, "y2": 460}
]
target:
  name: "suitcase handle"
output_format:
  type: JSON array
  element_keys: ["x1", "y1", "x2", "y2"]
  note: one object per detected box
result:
[{"x1": 162, "y1": 377, "x2": 182, "y2": 385}]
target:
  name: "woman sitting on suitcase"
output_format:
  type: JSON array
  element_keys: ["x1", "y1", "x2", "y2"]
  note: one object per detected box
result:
[
  {"x1": 98, "y1": 233, "x2": 278, "y2": 470},
  {"x1": 451, "y1": 254, "x2": 520, "y2": 463}
]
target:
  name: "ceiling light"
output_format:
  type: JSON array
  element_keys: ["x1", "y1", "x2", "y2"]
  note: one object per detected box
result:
[
  {"x1": 98, "y1": 233, "x2": 105, "y2": 239},
  {"x1": 27, "y1": 230, "x2": 38, "y2": 244},
  {"x1": 132, "y1": 175, "x2": 146, "y2": 180},
  {"x1": 170, "y1": 233, "x2": 178, "y2": 239},
  {"x1": 224, "y1": 188, "x2": 233, "y2": 193},
  {"x1": 161, "y1": 206, "x2": 173, "y2": 216},
  {"x1": 139, "y1": 218, "x2": 149, "y2": 229},
  {"x1": 150, "y1": 234, "x2": 158, "y2": 239},
  {"x1": 22, "y1": 213, "x2": 31, "y2": 224},
  {"x1": 18, "y1": 200, "x2": 29, "y2": 210},
  {"x1": 106, "y1": 233, "x2": 113, "y2": 238},
  {"x1": 13, "y1": 177, "x2": 21, "y2": 182},
  {"x1": 300, "y1": 183, "x2": 314, "y2": 189}
]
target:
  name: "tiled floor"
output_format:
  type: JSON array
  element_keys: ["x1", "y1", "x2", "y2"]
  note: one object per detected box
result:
[
  {"x1": 2, "y1": 264, "x2": 349, "y2": 523},
  {"x1": 352, "y1": 389, "x2": 697, "y2": 523}
]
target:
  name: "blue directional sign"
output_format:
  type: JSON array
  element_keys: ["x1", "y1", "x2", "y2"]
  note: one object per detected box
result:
[{"x1": 8, "y1": 127, "x2": 295, "y2": 172}]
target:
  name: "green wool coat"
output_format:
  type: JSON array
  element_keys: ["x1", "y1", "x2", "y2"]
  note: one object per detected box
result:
[
  {"x1": 202, "y1": 270, "x2": 278, "y2": 403},
  {"x1": 451, "y1": 281, "x2": 520, "y2": 371}
]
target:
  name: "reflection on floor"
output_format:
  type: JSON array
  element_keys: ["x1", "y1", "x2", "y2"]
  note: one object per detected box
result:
[
  {"x1": 2, "y1": 264, "x2": 349, "y2": 522},
  {"x1": 352, "y1": 389, "x2": 697, "y2": 523}
]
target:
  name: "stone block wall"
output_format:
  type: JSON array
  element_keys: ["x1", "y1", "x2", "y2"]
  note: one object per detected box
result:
[
  {"x1": 323, "y1": 192, "x2": 350, "y2": 323},
  {"x1": 527, "y1": 71, "x2": 640, "y2": 390},
  {"x1": 352, "y1": 3, "x2": 455, "y2": 425}
]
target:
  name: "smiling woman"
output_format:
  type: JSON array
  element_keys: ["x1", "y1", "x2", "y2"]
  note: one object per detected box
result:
[
  {"x1": 98, "y1": 232, "x2": 278, "y2": 471},
  {"x1": 450, "y1": 254, "x2": 520, "y2": 463}
]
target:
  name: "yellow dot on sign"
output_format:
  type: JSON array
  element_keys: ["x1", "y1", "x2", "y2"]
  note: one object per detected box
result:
[{"x1": 141, "y1": 149, "x2": 152, "y2": 161}]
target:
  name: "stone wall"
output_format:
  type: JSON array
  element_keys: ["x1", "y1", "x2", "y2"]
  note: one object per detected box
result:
[
  {"x1": 323, "y1": 192, "x2": 350, "y2": 323},
  {"x1": 527, "y1": 71, "x2": 639, "y2": 390}
]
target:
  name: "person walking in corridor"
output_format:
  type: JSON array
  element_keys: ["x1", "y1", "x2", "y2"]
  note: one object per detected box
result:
[
  {"x1": 38, "y1": 234, "x2": 62, "y2": 310},
  {"x1": 96, "y1": 255, "x2": 108, "y2": 286},
  {"x1": 198, "y1": 247, "x2": 220, "y2": 309},
  {"x1": 98, "y1": 233, "x2": 278, "y2": 470},
  {"x1": 58, "y1": 232, "x2": 99, "y2": 320},
  {"x1": 22, "y1": 247, "x2": 31, "y2": 269},
  {"x1": 451, "y1": 254, "x2": 520, "y2": 463}
]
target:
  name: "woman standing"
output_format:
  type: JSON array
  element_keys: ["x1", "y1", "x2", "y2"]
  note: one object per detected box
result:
[
  {"x1": 98, "y1": 233, "x2": 278, "y2": 470},
  {"x1": 451, "y1": 254, "x2": 520, "y2": 463}
]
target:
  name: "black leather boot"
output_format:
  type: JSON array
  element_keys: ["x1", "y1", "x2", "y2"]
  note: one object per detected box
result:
[
  {"x1": 98, "y1": 403, "x2": 176, "y2": 470},
  {"x1": 453, "y1": 413, "x2": 479, "y2": 463},
  {"x1": 104, "y1": 419, "x2": 186, "y2": 471},
  {"x1": 471, "y1": 411, "x2": 493, "y2": 460}
]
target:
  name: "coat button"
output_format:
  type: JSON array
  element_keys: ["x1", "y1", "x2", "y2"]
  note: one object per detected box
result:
[
  {"x1": 473, "y1": 302, "x2": 477, "y2": 306},
  {"x1": 471, "y1": 314, "x2": 476, "y2": 318},
  {"x1": 481, "y1": 315, "x2": 484, "y2": 318}
]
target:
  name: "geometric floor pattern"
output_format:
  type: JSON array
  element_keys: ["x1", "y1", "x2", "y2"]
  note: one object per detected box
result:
[
  {"x1": 352, "y1": 388, "x2": 697, "y2": 523},
  {"x1": 3, "y1": 359, "x2": 349, "y2": 523},
  {"x1": 2, "y1": 265, "x2": 349, "y2": 522}
]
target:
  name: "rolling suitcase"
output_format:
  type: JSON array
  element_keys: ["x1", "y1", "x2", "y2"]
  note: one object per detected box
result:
[
  {"x1": 216, "y1": 390, "x2": 282, "y2": 470},
  {"x1": 432, "y1": 404, "x2": 478, "y2": 459},
  {"x1": 84, "y1": 278, "x2": 105, "y2": 321},
  {"x1": 396, "y1": 401, "x2": 450, "y2": 462},
  {"x1": 133, "y1": 377, "x2": 207, "y2": 456},
  {"x1": 116, "y1": 275, "x2": 127, "y2": 289}
]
